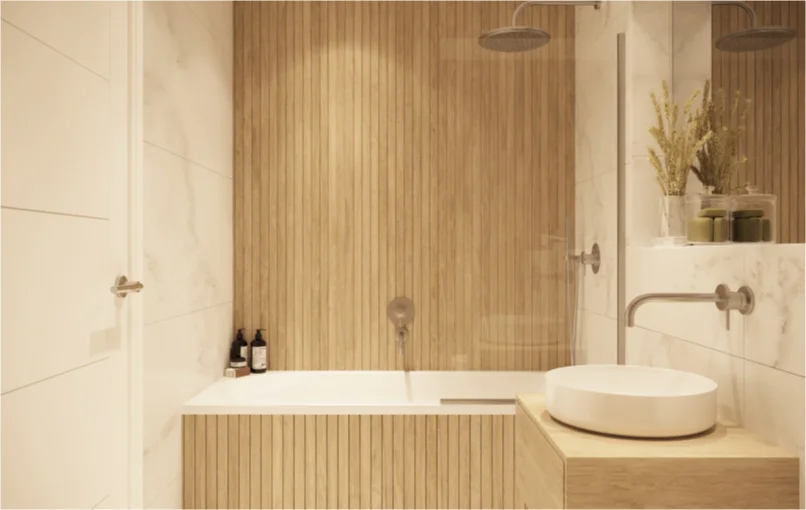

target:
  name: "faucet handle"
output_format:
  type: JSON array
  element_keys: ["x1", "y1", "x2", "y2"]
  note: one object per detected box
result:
[
  {"x1": 715, "y1": 284, "x2": 755, "y2": 315},
  {"x1": 715, "y1": 284, "x2": 755, "y2": 331}
]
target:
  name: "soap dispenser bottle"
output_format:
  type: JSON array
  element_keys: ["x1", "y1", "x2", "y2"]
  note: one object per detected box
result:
[
  {"x1": 250, "y1": 329, "x2": 267, "y2": 373},
  {"x1": 233, "y1": 328, "x2": 248, "y2": 362}
]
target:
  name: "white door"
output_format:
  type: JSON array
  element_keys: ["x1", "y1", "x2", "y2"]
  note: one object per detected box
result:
[{"x1": 1, "y1": 2, "x2": 141, "y2": 508}]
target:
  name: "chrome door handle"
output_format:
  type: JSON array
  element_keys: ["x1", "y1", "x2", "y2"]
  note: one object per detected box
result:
[{"x1": 111, "y1": 275, "x2": 144, "y2": 297}]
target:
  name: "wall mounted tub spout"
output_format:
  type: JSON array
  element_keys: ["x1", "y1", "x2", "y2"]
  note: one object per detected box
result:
[
  {"x1": 625, "y1": 284, "x2": 755, "y2": 329},
  {"x1": 396, "y1": 326, "x2": 408, "y2": 357},
  {"x1": 387, "y1": 296, "x2": 415, "y2": 357}
]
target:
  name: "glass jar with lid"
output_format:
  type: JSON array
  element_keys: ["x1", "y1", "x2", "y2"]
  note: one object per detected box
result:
[
  {"x1": 685, "y1": 187, "x2": 731, "y2": 244},
  {"x1": 730, "y1": 184, "x2": 777, "y2": 243}
]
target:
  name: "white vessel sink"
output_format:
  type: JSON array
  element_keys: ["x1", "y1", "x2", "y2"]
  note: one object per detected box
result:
[{"x1": 545, "y1": 365, "x2": 718, "y2": 438}]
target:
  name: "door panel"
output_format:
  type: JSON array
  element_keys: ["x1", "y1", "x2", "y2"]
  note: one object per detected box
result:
[
  {"x1": 0, "y1": 1, "x2": 110, "y2": 78},
  {"x1": 0, "y1": 209, "x2": 117, "y2": 392},
  {"x1": 0, "y1": 360, "x2": 116, "y2": 509},
  {"x1": 1, "y1": 21, "x2": 112, "y2": 218},
  {"x1": 1, "y1": 2, "x2": 132, "y2": 508}
]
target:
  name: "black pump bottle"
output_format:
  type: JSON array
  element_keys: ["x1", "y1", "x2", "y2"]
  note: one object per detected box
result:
[{"x1": 250, "y1": 329, "x2": 268, "y2": 373}]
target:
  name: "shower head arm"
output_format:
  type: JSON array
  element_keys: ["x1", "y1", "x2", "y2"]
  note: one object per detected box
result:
[
  {"x1": 511, "y1": 0, "x2": 601, "y2": 26},
  {"x1": 711, "y1": 0, "x2": 757, "y2": 28}
]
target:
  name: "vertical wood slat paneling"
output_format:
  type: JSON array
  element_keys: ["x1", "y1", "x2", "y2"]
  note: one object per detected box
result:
[
  {"x1": 217, "y1": 415, "x2": 228, "y2": 509},
  {"x1": 712, "y1": 1, "x2": 805, "y2": 243},
  {"x1": 183, "y1": 414, "x2": 515, "y2": 509},
  {"x1": 228, "y1": 416, "x2": 239, "y2": 509},
  {"x1": 182, "y1": 416, "x2": 194, "y2": 509},
  {"x1": 234, "y1": 1, "x2": 575, "y2": 371},
  {"x1": 238, "y1": 416, "x2": 249, "y2": 509},
  {"x1": 195, "y1": 416, "x2": 206, "y2": 509},
  {"x1": 206, "y1": 416, "x2": 217, "y2": 507}
]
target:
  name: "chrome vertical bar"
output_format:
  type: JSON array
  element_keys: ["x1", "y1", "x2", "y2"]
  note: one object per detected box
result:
[{"x1": 617, "y1": 32, "x2": 627, "y2": 365}]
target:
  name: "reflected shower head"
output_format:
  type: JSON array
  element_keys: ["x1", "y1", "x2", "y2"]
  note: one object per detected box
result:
[
  {"x1": 715, "y1": 26, "x2": 797, "y2": 52},
  {"x1": 478, "y1": 26, "x2": 551, "y2": 52},
  {"x1": 713, "y1": 1, "x2": 797, "y2": 52},
  {"x1": 478, "y1": 0, "x2": 600, "y2": 53}
]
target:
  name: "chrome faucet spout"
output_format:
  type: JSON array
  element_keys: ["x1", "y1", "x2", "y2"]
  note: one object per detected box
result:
[
  {"x1": 626, "y1": 293, "x2": 716, "y2": 327},
  {"x1": 625, "y1": 284, "x2": 755, "y2": 328}
]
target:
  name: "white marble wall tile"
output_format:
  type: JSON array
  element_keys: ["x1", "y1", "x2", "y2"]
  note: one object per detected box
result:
[
  {"x1": 143, "y1": 3, "x2": 233, "y2": 508},
  {"x1": 143, "y1": 302, "x2": 232, "y2": 506},
  {"x1": 574, "y1": 1, "x2": 629, "y2": 184},
  {"x1": 576, "y1": 170, "x2": 618, "y2": 318},
  {"x1": 629, "y1": 1, "x2": 673, "y2": 158},
  {"x1": 186, "y1": 1, "x2": 233, "y2": 46},
  {"x1": 671, "y1": 1, "x2": 711, "y2": 106},
  {"x1": 625, "y1": 157, "x2": 663, "y2": 245},
  {"x1": 144, "y1": 2, "x2": 233, "y2": 177},
  {"x1": 626, "y1": 327, "x2": 744, "y2": 426},
  {"x1": 743, "y1": 360, "x2": 805, "y2": 506},
  {"x1": 743, "y1": 245, "x2": 805, "y2": 376},
  {"x1": 626, "y1": 245, "x2": 745, "y2": 356},
  {"x1": 144, "y1": 144, "x2": 233, "y2": 325},
  {"x1": 146, "y1": 477, "x2": 180, "y2": 510},
  {"x1": 575, "y1": 310, "x2": 618, "y2": 365}
]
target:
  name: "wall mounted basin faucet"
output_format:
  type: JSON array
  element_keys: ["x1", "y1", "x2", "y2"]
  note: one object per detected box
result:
[{"x1": 626, "y1": 284, "x2": 755, "y2": 329}]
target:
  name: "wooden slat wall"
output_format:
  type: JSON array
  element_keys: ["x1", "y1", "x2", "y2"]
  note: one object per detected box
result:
[
  {"x1": 233, "y1": 1, "x2": 575, "y2": 371},
  {"x1": 712, "y1": 0, "x2": 805, "y2": 243},
  {"x1": 183, "y1": 414, "x2": 515, "y2": 510}
]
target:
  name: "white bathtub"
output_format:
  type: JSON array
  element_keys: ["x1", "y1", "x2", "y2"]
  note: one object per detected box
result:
[{"x1": 183, "y1": 371, "x2": 545, "y2": 415}]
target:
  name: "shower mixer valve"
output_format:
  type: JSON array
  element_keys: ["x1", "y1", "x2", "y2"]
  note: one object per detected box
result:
[{"x1": 567, "y1": 243, "x2": 601, "y2": 275}]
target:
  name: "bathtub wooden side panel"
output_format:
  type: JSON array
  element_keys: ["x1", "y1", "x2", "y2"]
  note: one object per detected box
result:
[{"x1": 183, "y1": 414, "x2": 515, "y2": 509}]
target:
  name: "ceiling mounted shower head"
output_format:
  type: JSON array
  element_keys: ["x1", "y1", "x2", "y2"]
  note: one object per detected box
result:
[
  {"x1": 712, "y1": 1, "x2": 797, "y2": 52},
  {"x1": 478, "y1": 0, "x2": 600, "y2": 53},
  {"x1": 478, "y1": 26, "x2": 551, "y2": 52},
  {"x1": 715, "y1": 26, "x2": 797, "y2": 53}
]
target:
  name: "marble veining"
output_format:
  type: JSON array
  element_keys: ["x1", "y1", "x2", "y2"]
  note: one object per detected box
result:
[
  {"x1": 143, "y1": 303, "x2": 232, "y2": 506},
  {"x1": 574, "y1": 0, "x2": 628, "y2": 185},
  {"x1": 144, "y1": 144, "x2": 233, "y2": 325},
  {"x1": 575, "y1": 310, "x2": 617, "y2": 364},
  {"x1": 142, "y1": 2, "x2": 234, "y2": 508},
  {"x1": 628, "y1": 1, "x2": 673, "y2": 158},
  {"x1": 576, "y1": 170, "x2": 618, "y2": 320},
  {"x1": 625, "y1": 326, "x2": 744, "y2": 426},
  {"x1": 743, "y1": 245, "x2": 805, "y2": 376},
  {"x1": 144, "y1": 2, "x2": 233, "y2": 178},
  {"x1": 626, "y1": 245, "x2": 746, "y2": 356}
]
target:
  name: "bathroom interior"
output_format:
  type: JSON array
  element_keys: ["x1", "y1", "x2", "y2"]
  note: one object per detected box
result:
[{"x1": 0, "y1": 0, "x2": 804, "y2": 508}]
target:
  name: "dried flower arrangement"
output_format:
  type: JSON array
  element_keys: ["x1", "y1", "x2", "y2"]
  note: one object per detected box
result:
[
  {"x1": 691, "y1": 79, "x2": 751, "y2": 194},
  {"x1": 648, "y1": 81, "x2": 713, "y2": 196}
]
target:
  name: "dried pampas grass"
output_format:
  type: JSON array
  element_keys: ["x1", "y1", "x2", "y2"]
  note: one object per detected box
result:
[
  {"x1": 691, "y1": 79, "x2": 751, "y2": 194},
  {"x1": 648, "y1": 81, "x2": 713, "y2": 196}
]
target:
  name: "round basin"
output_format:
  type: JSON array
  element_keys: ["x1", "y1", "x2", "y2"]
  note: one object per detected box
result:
[{"x1": 545, "y1": 365, "x2": 718, "y2": 438}]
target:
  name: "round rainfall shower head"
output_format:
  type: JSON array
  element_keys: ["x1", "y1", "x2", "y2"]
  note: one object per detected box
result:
[
  {"x1": 478, "y1": 26, "x2": 550, "y2": 53},
  {"x1": 715, "y1": 26, "x2": 797, "y2": 52}
]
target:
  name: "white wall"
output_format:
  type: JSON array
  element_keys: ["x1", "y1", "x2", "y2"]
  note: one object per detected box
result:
[
  {"x1": 576, "y1": 1, "x2": 804, "y2": 504},
  {"x1": 142, "y1": 2, "x2": 233, "y2": 508}
]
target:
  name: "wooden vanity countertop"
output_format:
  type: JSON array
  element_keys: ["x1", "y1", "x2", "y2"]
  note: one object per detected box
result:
[{"x1": 516, "y1": 393, "x2": 797, "y2": 461}]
